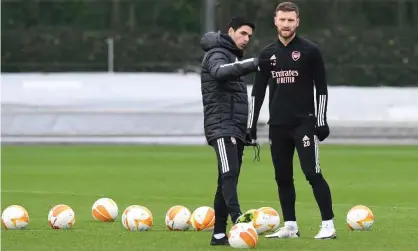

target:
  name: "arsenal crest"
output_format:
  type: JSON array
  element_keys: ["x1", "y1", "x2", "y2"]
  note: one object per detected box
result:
[{"x1": 292, "y1": 51, "x2": 300, "y2": 61}]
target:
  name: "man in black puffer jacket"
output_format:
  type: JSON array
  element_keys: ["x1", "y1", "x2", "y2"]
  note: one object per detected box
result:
[{"x1": 200, "y1": 17, "x2": 271, "y2": 246}]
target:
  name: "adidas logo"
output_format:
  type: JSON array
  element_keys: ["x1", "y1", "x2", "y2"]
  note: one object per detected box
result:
[{"x1": 302, "y1": 135, "x2": 310, "y2": 141}]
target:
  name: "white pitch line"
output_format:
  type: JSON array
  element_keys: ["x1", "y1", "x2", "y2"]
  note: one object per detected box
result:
[{"x1": 2, "y1": 189, "x2": 417, "y2": 211}]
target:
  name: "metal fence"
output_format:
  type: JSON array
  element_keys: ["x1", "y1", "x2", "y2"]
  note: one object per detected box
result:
[{"x1": 2, "y1": 0, "x2": 418, "y2": 86}]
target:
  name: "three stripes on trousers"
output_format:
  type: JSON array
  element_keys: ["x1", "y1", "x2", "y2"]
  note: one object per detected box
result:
[{"x1": 217, "y1": 138, "x2": 229, "y2": 174}]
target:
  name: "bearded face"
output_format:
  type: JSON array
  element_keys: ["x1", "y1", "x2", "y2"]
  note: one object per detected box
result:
[{"x1": 274, "y1": 11, "x2": 299, "y2": 39}]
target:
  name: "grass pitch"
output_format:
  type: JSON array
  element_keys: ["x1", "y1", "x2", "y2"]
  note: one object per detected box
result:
[{"x1": 1, "y1": 144, "x2": 418, "y2": 251}]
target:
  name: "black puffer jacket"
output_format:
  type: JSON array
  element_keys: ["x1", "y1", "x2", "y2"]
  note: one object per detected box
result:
[{"x1": 200, "y1": 31, "x2": 259, "y2": 144}]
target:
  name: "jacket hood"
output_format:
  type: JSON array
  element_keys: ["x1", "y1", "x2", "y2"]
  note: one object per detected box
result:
[{"x1": 200, "y1": 31, "x2": 243, "y2": 58}]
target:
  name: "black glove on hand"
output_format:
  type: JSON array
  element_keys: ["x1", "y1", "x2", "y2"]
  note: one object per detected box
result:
[
  {"x1": 316, "y1": 124, "x2": 330, "y2": 142},
  {"x1": 245, "y1": 128, "x2": 256, "y2": 146},
  {"x1": 246, "y1": 128, "x2": 260, "y2": 162}
]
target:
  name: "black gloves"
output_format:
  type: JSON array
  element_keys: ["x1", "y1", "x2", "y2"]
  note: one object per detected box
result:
[
  {"x1": 246, "y1": 128, "x2": 260, "y2": 162},
  {"x1": 245, "y1": 128, "x2": 257, "y2": 146},
  {"x1": 316, "y1": 124, "x2": 330, "y2": 142},
  {"x1": 310, "y1": 113, "x2": 330, "y2": 142}
]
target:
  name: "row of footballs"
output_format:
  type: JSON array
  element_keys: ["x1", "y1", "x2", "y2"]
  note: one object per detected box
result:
[
  {"x1": 2, "y1": 198, "x2": 375, "y2": 249},
  {"x1": 1, "y1": 198, "x2": 281, "y2": 249},
  {"x1": 2, "y1": 197, "x2": 375, "y2": 233},
  {"x1": 1, "y1": 197, "x2": 283, "y2": 235},
  {"x1": 2, "y1": 198, "x2": 216, "y2": 232},
  {"x1": 2, "y1": 198, "x2": 375, "y2": 232}
]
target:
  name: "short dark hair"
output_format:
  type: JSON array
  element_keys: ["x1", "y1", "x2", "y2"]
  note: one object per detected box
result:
[
  {"x1": 276, "y1": 1, "x2": 300, "y2": 17},
  {"x1": 227, "y1": 16, "x2": 255, "y2": 31}
]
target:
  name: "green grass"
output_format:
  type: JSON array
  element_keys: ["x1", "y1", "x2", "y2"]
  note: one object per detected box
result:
[{"x1": 1, "y1": 144, "x2": 418, "y2": 251}]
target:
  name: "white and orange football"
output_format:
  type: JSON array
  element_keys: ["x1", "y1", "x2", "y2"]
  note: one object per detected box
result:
[
  {"x1": 228, "y1": 223, "x2": 259, "y2": 248},
  {"x1": 165, "y1": 205, "x2": 191, "y2": 231},
  {"x1": 190, "y1": 206, "x2": 215, "y2": 231},
  {"x1": 121, "y1": 205, "x2": 153, "y2": 231},
  {"x1": 48, "y1": 204, "x2": 75, "y2": 229},
  {"x1": 2, "y1": 205, "x2": 29, "y2": 230},
  {"x1": 252, "y1": 206, "x2": 281, "y2": 234},
  {"x1": 347, "y1": 205, "x2": 374, "y2": 230},
  {"x1": 92, "y1": 198, "x2": 118, "y2": 222}
]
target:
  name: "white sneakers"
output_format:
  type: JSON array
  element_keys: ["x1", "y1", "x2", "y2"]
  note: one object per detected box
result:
[
  {"x1": 265, "y1": 220, "x2": 337, "y2": 240},
  {"x1": 265, "y1": 227, "x2": 300, "y2": 238},
  {"x1": 314, "y1": 225, "x2": 337, "y2": 239},
  {"x1": 314, "y1": 220, "x2": 337, "y2": 239}
]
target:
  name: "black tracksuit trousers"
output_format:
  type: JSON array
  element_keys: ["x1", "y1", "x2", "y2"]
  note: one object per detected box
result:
[
  {"x1": 210, "y1": 136, "x2": 244, "y2": 234},
  {"x1": 269, "y1": 122, "x2": 334, "y2": 222}
]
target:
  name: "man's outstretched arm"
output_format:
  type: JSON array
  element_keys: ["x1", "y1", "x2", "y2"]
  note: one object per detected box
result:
[{"x1": 205, "y1": 51, "x2": 259, "y2": 81}]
